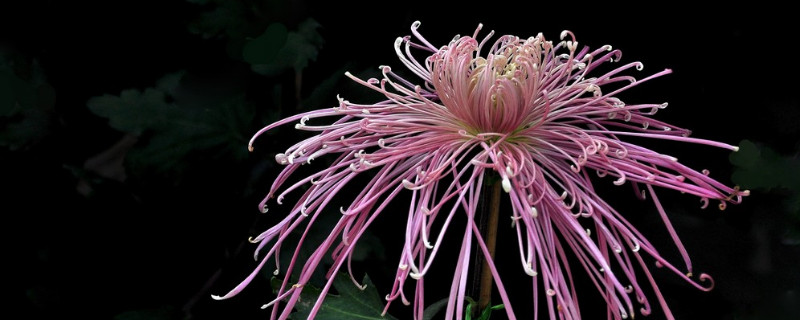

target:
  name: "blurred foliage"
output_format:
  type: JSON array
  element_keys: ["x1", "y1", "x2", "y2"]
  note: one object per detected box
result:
[
  {"x1": 187, "y1": 0, "x2": 322, "y2": 72},
  {"x1": 87, "y1": 71, "x2": 255, "y2": 179},
  {"x1": 731, "y1": 139, "x2": 800, "y2": 218},
  {"x1": 0, "y1": 51, "x2": 55, "y2": 150},
  {"x1": 113, "y1": 305, "x2": 181, "y2": 320},
  {"x1": 422, "y1": 298, "x2": 448, "y2": 320},
  {"x1": 271, "y1": 273, "x2": 397, "y2": 320},
  {"x1": 248, "y1": 19, "x2": 323, "y2": 76}
]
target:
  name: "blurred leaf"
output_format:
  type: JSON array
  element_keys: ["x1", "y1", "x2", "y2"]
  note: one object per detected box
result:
[
  {"x1": 730, "y1": 139, "x2": 800, "y2": 191},
  {"x1": 243, "y1": 23, "x2": 289, "y2": 65},
  {"x1": 273, "y1": 273, "x2": 396, "y2": 320},
  {"x1": 113, "y1": 305, "x2": 180, "y2": 320},
  {"x1": 731, "y1": 139, "x2": 800, "y2": 222},
  {"x1": 186, "y1": 0, "x2": 289, "y2": 50},
  {"x1": 0, "y1": 55, "x2": 55, "y2": 149},
  {"x1": 729, "y1": 139, "x2": 760, "y2": 168},
  {"x1": 87, "y1": 72, "x2": 254, "y2": 175},
  {"x1": 0, "y1": 67, "x2": 31, "y2": 115},
  {"x1": 155, "y1": 70, "x2": 186, "y2": 96},
  {"x1": 187, "y1": 0, "x2": 249, "y2": 40},
  {"x1": 251, "y1": 18, "x2": 323, "y2": 76},
  {"x1": 422, "y1": 298, "x2": 448, "y2": 320},
  {"x1": 88, "y1": 88, "x2": 175, "y2": 134},
  {"x1": 302, "y1": 64, "x2": 351, "y2": 109}
]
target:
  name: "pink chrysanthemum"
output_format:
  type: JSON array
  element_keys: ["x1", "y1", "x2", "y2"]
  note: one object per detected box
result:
[{"x1": 214, "y1": 22, "x2": 748, "y2": 320}]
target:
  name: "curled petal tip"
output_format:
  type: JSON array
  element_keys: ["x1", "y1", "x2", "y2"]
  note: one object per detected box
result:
[
  {"x1": 524, "y1": 263, "x2": 538, "y2": 277},
  {"x1": 211, "y1": 294, "x2": 225, "y2": 301}
]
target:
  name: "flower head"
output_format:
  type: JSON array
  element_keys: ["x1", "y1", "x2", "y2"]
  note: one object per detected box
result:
[{"x1": 214, "y1": 22, "x2": 747, "y2": 320}]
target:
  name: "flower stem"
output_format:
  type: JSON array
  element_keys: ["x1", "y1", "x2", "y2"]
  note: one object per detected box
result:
[{"x1": 478, "y1": 180, "x2": 502, "y2": 313}]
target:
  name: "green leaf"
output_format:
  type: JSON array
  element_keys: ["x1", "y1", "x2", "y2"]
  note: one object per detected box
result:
[
  {"x1": 87, "y1": 88, "x2": 174, "y2": 134},
  {"x1": 281, "y1": 273, "x2": 397, "y2": 320},
  {"x1": 730, "y1": 139, "x2": 800, "y2": 226},
  {"x1": 187, "y1": 0, "x2": 248, "y2": 39},
  {"x1": 464, "y1": 297, "x2": 504, "y2": 320},
  {"x1": 730, "y1": 139, "x2": 800, "y2": 191},
  {"x1": 251, "y1": 18, "x2": 323, "y2": 76},
  {"x1": 87, "y1": 72, "x2": 254, "y2": 175},
  {"x1": 728, "y1": 139, "x2": 760, "y2": 168},
  {"x1": 422, "y1": 298, "x2": 449, "y2": 320},
  {"x1": 0, "y1": 68, "x2": 26, "y2": 115},
  {"x1": 113, "y1": 305, "x2": 180, "y2": 320},
  {"x1": 0, "y1": 55, "x2": 55, "y2": 149},
  {"x1": 243, "y1": 23, "x2": 289, "y2": 65}
]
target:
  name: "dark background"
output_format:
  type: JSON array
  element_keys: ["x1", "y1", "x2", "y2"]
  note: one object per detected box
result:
[{"x1": 2, "y1": 1, "x2": 798, "y2": 319}]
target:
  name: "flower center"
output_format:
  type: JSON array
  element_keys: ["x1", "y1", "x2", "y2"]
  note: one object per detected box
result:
[{"x1": 430, "y1": 33, "x2": 555, "y2": 137}]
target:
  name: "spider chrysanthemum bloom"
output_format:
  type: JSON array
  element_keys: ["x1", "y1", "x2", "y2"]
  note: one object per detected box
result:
[{"x1": 214, "y1": 22, "x2": 748, "y2": 320}]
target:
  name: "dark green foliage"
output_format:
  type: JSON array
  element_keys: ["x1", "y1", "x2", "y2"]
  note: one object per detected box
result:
[
  {"x1": 87, "y1": 72, "x2": 255, "y2": 176},
  {"x1": 0, "y1": 54, "x2": 55, "y2": 149},
  {"x1": 113, "y1": 306, "x2": 181, "y2": 320},
  {"x1": 242, "y1": 23, "x2": 289, "y2": 65},
  {"x1": 731, "y1": 139, "x2": 800, "y2": 215},
  {"x1": 249, "y1": 19, "x2": 324, "y2": 76},
  {"x1": 271, "y1": 273, "x2": 397, "y2": 320}
]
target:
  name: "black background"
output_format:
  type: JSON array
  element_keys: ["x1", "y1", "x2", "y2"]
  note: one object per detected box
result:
[{"x1": 3, "y1": 1, "x2": 798, "y2": 319}]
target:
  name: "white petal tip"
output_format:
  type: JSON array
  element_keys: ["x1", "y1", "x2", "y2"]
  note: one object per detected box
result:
[
  {"x1": 211, "y1": 295, "x2": 225, "y2": 300},
  {"x1": 501, "y1": 178, "x2": 512, "y2": 193},
  {"x1": 524, "y1": 267, "x2": 538, "y2": 277}
]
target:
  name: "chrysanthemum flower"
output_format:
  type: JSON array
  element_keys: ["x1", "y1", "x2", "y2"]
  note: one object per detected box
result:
[{"x1": 213, "y1": 22, "x2": 748, "y2": 320}]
